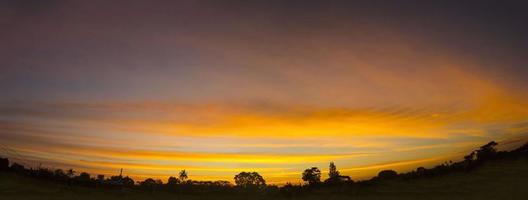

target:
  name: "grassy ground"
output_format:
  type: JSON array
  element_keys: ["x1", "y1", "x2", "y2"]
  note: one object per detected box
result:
[{"x1": 1, "y1": 158, "x2": 527, "y2": 200}]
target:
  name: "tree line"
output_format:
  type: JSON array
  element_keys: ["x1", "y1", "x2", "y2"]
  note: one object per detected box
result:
[{"x1": 1, "y1": 141, "x2": 527, "y2": 196}]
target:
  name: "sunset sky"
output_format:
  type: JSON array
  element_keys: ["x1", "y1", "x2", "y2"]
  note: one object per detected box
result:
[{"x1": 1, "y1": 0, "x2": 528, "y2": 184}]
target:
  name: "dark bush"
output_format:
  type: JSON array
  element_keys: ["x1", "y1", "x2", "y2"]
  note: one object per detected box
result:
[
  {"x1": 234, "y1": 172, "x2": 266, "y2": 189},
  {"x1": 0, "y1": 157, "x2": 8, "y2": 171},
  {"x1": 377, "y1": 170, "x2": 398, "y2": 180}
]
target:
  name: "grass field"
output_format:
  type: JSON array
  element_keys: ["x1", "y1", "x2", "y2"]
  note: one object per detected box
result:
[{"x1": 1, "y1": 158, "x2": 527, "y2": 200}]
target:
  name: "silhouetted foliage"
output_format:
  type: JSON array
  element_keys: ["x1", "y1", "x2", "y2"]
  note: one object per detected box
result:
[
  {"x1": 140, "y1": 178, "x2": 160, "y2": 190},
  {"x1": 1, "y1": 141, "x2": 527, "y2": 197},
  {"x1": 66, "y1": 168, "x2": 75, "y2": 178},
  {"x1": 96, "y1": 174, "x2": 105, "y2": 184},
  {"x1": 167, "y1": 176, "x2": 180, "y2": 186},
  {"x1": 328, "y1": 161, "x2": 340, "y2": 178},
  {"x1": 179, "y1": 169, "x2": 188, "y2": 182},
  {"x1": 511, "y1": 142, "x2": 528, "y2": 156},
  {"x1": 302, "y1": 167, "x2": 321, "y2": 185},
  {"x1": 54, "y1": 169, "x2": 68, "y2": 181},
  {"x1": 463, "y1": 150, "x2": 477, "y2": 170},
  {"x1": 77, "y1": 172, "x2": 91, "y2": 181},
  {"x1": 476, "y1": 141, "x2": 498, "y2": 161},
  {"x1": 10, "y1": 162, "x2": 25, "y2": 173},
  {"x1": 122, "y1": 176, "x2": 135, "y2": 186},
  {"x1": 377, "y1": 170, "x2": 398, "y2": 180},
  {"x1": 464, "y1": 151, "x2": 476, "y2": 162},
  {"x1": 108, "y1": 175, "x2": 123, "y2": 186},
  {"x1": 72, "y1": 172, "x2": 93, "y2": 186},
  {"x1": 279, "y1": 182, "x2": 296, "y2": 197},
  {"x1": 324, "y1": 175, "x2": 353, "y2": 185},
  {"x1": 416, "y1": 166, "x2": 426, "y2": 176},
  {"x1": 324, "y1": 162, "x2": 352, "y2": 185},
  {"x1": 459, "y1": 141, "x2": 500, "y2": 172},
  {"x1": 36, "y1": 167, "x2": 54, "y2": 180},
  {"x1": 234, "y1": 172, "x2": 266, "y2": 189},
  {"x1": 0, "y1": 157, "x2": 8, "y2": 171}
]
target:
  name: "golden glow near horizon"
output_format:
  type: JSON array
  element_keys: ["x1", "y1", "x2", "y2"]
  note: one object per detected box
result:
[{"x1": 1, "y1": 65, "x2": 528, "y2": 184}]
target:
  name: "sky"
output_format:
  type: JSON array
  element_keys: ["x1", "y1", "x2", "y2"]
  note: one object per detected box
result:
[{"x1": 1, "y1": 0, "x2": 528, "y2": 184}]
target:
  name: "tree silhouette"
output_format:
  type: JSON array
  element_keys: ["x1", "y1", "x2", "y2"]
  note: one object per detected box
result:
[
  {"x1": 328, "y1": 162, "x2": 340, "y2": 178},
  {"x1": 0, "y1": 140, "x2": 523, "y2": 195},
  {"x1": 66, "y1": 168, "x2": 75, "y2": 178},
  {"x1": 10, "y1": 162, "x2": 24, "y2": 173},
  {"x1": 234, "y1": 172, "x2": 266, "y2": 188},
  {"x1": 463, "y1": 150, "x2": 477, "y2": 170},
  {"x1": 95, "y1": 174, "x2": 104, "y2": 184},
  {"x1": 122, "y1": 176, "x2": 135, "y2": 186},
  {"x1": 37, "y1": 167, "x2": 54, "y2": 179},
  {"x1": 416, "y1": 167, "x2": 426, "y2": 176},
  {"x1": 77, "y1": 172, "x2": 91, "y2": 182},
  {"x1": 302, "y1": 167, "x2": 321, "y2": 185},
  {"x1": 140, "y1": 178, "x2": 158, "y2": 189},
  {"x1": 167, "y1": 176, "x2": 180, "y2": 186},
  {"x1": 324, "y1": 162, "x2": 352, "y2": 184},
  {"x1": 179, "y1": 170, "x2": 188, "y2": 182},
  {"x1": 476, "y1": 141, "x2": 498, "y2": 161},
  {"x1": 0, "y1": 157, "x2": 8, "y2": 171},
  {"x1": 105, "y1": 175, "x2": 120, "y2": 186},
  {"x1": 377, "y1": 170, "x2": 398, "y2": 180},
  {"x1": 54, "y1": 169, "x2": 68, "y2": 180}
]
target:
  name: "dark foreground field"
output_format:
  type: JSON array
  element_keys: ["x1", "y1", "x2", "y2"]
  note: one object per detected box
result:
[{"x1": 1, "y1": 158, "x2": 527, "y2": 200}]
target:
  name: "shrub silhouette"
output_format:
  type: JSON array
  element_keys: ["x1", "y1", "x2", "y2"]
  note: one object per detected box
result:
[
  {"x1": 302, "y1": 167, "x2": 321, "y2": 185},
  {"x1": 96, "y1": 174, "x2": 105, "y2": 184},
  {"x1": 167, "y1": 176, "x2": 180, "y2": 186},
  {"x1": 234, "y1": 172, "x2": 266, "y2": 188},
  {"x1": 377, "y1": 170, "x2": 398, "y2": 180},
  {"x1": 10, "y1": 162, "x2": 25, "y2": 173},
  {"x1": 328, "y1": 162, "x2": 340, "y2": 178},
  {"x1": 36, "y1": 167, "x2": 54, "y2": 179},
  {"x1": 54, "y1": 169, "x2": 68, "y2": 181},
  {"x1": 66, "y1": 169, "x2": 75, "y2": 178},
  {"x1": 464, "y1": 151, "x2": 476, "y2": 162},
  {"x1": 72, "y1": 172, "x2": 92, "y2": 186},
  {"x1": 122, "y1": 176, "x2": 135, "y2": 186},
  {"x1": 77, "y1": 172, "x2": 91, "y2": 181},
  {"x1": 476, "y1": 141, "x2": 498, "y2": 161},
  {"x1": 416, "y1": 167, "x2": 426, "y2": 176},
  {"x1": 0, "y1": 157, "x2": 8, "y2": 171},
  {"x1": 179, "y1": 170, "x2": 188, "y2": 182},
  {"x1": 324, "y1": 162, "x2": 352, "y2": 185},
  {"x1": 140, "y1": 178, "x2": 159, "y2": 190},
  {"x1": 1, "y1": 141, "x2": 527, "y2": 196},
  {"x1": 324, "y1": 175, "x2": 352, "y2": 185}
]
